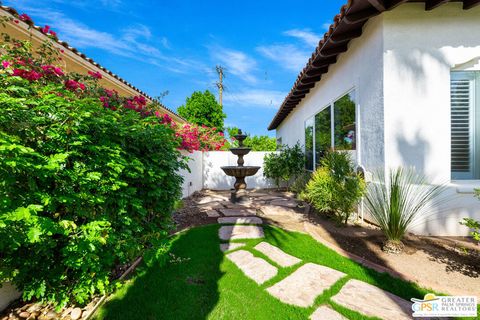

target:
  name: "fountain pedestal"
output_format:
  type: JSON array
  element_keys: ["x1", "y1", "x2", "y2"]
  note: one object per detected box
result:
[{"x1": 221, "y1": 130, "x2": 260, "y2": 202}]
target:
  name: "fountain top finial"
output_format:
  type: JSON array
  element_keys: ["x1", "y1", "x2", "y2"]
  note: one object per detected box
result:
[{"x1": 234, "y1": 129, "x2": 248, "y2": 147}]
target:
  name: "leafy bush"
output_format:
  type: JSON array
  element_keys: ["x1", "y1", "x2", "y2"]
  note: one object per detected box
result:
[
  {"x1": 364, "y1": 168, "x2": 445, "y2": 252},
  {"x1": 301, "y1": 151, "x2": 365, "y2": 224},
  {"x1": 290, "y1": 171, "x2": 312, "y2": 195},
  {"x1": 263, "y1": 143, "x2": 304, "y2": 188},
  {"x1": 459, "y1": 218, "x2": 480, "y2": 244},
  {"x1": 459, "y1": 190, "x2": 480, "y2": 244},
  {"x1": 0, "y1": 35, "x2": 188, "y2": 307}
]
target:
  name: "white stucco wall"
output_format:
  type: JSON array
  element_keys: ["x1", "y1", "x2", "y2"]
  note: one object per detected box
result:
[
  {"x1": 179, "y1": 151, "x2": 203, "y2": 198},
  {"x1": 179, "y1": 151, "x2": 276, "y2": 197},
  {"x1": 0, "y1": 283, "x2": 21, "y2": 312},
  {"x1": 383, "y1": 3, "x2": 480, "y2": 235},
  {"x1": 203, "y1": 151, "x2": 276, "y2": 190},
  {"x1": 275, "y1": 3, "x2": 480, "y2": 236},
  {"x1": 276, "y1": 15, "x2": 385, "y2": 170}
]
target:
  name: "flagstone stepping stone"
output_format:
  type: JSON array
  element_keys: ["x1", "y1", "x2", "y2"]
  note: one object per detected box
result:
[
  {"x1": 206, "y1": 210, "x2": 220, "y2": 218},
  {"x1": 220, "y1": 208, "x2": 257, "y2": 216},
  {"x1": 259, "y1": 205, "x2": 299, "y2": 217},
  {"x1": 310, "y1": 306, "x2": 347, "y2": 320},
  {"x1": 218, "y1": 225, "x2": 264, "y2": 240},
  {"x1": 254, "y1": 242, "x2": 301, "y2": 267},
  {"x1": 220, "y1": 242, "x2": 245, "y2": 252},
  {"x1": 218, "y1": 217, "x2": 263, "y2": 225},
  {"x1": 198, "y1": 201, "x2": 224, "y2": 211},
  {"x1": 258, "y1": 195, "x2": 284, "y2": 201},
  {"x1": 226, "y1": 250, "x2": 277, "y2": 284},
  {"x1": 267, "y1": 263, "x2": 346, "y2": 307},
  {"x1": 331, "y1": 279, "x2": 412, "y2": 320},
  {"x1": 270, "y1": 199, "x2": 298, "y2": 208}
]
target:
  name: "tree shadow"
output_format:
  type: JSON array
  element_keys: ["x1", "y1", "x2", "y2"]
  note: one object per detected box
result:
[{"x1": 94, "y1": 225, "x2": 224, "y2": 320}]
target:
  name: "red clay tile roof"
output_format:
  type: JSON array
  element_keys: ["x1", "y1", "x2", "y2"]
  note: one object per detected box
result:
[
  {"x1": 1, "y1": 5, "x2": 185, "y2": 121},
  {"x1": 268, "y1": 0, "x2": 479, "y2": 130}
]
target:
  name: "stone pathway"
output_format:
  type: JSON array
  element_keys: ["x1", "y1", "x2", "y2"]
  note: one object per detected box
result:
[
  {"x1": 254, "y1": 242, "x2": 301, "y2": 267},
  {"x1": 226, "y1": 250, "x2": 277, "y2": 284},
  {"x1": 310, "y1": 305, "x2": 347, "y2": 320},
  {"x1": 331, "y1": 279, "x2": 412, "y2": 320},
  {"x1": 220, "y1": 208, "x2": 257, "y2": 216},
  {"x1": 196, "y1": 191, "x2": 413, "y2": 320},
  {"x1": 218, "y1": 217, "x2": 263, "y2": 225},
  {"x1": 220, "y1": 242, "x2": 245, "y2": 252},
  {"x1": 267, "y1": 263, "x2": 346, "y2": 307},
  {"x1": 218, "y1": 225, "x2": 264, "y2": 240}
]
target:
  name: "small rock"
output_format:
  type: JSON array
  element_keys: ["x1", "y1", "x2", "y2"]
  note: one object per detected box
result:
[
  {"x1": 43, "y1": 311, "x2": 57, "y2": 320},
  {"x1": 70, "y1": 307, "x2": 82, "y2": 320},
  {"x1": 205, "y1": 210, "x2": 220, "y2": 218},
  {"x1": 17, "y1": 312, "x2": 29, "y2": 319},
  {"x1": 25, "y1": 305, "x2": 40, "y2": 314},
  {"x1": 61, "y1": 307, "x2": 73, "y2": 318}
]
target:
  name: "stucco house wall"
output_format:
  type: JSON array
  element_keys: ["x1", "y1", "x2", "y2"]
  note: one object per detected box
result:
[
  {"x1": 276, "y1": 3, "x2": 480, "y2": 236},
  {"x1": 383, "y1": 3, "x2": 480, "y2": 235},
  {"x1": 276, "y1": 16, "x2": 385, "y2": 171}
]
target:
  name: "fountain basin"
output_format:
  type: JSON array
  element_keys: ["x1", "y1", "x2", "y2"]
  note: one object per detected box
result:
[
  {"x1": 221, "y1": 166, "x2": 260, "y2": 178},
  {"x1": 229, "y1": 148, "x2": 252, "y2": 156}
]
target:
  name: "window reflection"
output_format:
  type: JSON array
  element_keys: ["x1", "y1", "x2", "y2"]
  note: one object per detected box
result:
[
  {"x1": 305, "y1": 117, "x2": 314, "y2": 170},
  {"x1": 315, "y1": 106, "x2": 331, "y2": 166},
  {"x1": 334, "y1": 91, "x2": 356, "y2": 150}
]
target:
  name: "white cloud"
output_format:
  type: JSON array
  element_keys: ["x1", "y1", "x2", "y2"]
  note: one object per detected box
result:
[
  {"x1": 322, "y1": 22, "x2": 332, "y2": 32},
  {"x1": 256, "y1": 44, "x2": 309, "y2": 72},
  {"x1": 224, "y1": 89, "x2": 286, "y2": 109},
  {"x1": 211, "y1": 47, "x2": 257, "y2": 83},
  {"x1": 283, "y1": 29, "x2": 320, "y2": 47}
]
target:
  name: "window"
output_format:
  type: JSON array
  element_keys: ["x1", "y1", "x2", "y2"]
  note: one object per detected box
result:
[
  {"x1": 315, "y1": 106, "x2": 331, "y2": 166},
  {"x1": 304, "y1": 90, "x2": 357, "y2": 170},
  {"x1": 334, "y1": 91, "x2": 356, "y2": 150},
  {"x1": 305, "y1": 117, "x2": 314, "y2": 170},
  {"x1": 451, "y1": 72, "x2": 479, "y2": 180}
]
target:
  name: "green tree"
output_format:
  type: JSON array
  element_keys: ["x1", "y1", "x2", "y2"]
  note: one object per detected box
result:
[{"x1": 177, "y1": 90, "x2": 226, "y2": 131}]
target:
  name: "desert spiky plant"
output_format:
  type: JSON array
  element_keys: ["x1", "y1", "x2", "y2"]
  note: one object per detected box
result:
[{"x1": 364, "y1": 167, "x2": 445, "y2": 253}]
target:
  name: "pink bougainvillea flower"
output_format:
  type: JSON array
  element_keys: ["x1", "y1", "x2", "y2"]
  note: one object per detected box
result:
[
  {"x1": 64, "y1": 79, "x2": 86, "y2": 91},
  {"x1": 49, "y1": 30, "x2": 57, "y2": 37},
  {"x1": 2, "y1": 61, "x2": 11, "y2": 68},
  {"x1": 41, "y1": 65, "x2": 64, "y2": 76},
  {"x1": 12, "y1": 69, "x2": 43, "y2": 81},
  {"x1": 41, "y1": 25, "x2": 50, "y2": 34},
  {"x1": 19, "y1": 13, "x2": 32, "y2": 22},
  {"x1": 88, "y1": 70, "x2": 102, "y2": 79}
]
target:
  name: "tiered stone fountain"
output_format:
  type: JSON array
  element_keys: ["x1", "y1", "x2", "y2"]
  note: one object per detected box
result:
[{"x1": 221, "y1": 129, "x2": 260, "y2": 202}]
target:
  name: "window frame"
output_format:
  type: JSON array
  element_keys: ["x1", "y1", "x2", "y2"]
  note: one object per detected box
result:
[
  {"x1": 451, "y1": 71, "x2": 479, "y2": 180},
  {"x1": 304, "y1": 88, "x2": 358, "y2": 171}
]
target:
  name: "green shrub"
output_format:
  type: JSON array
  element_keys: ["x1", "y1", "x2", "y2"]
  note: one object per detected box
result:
[
  {"x1": 263, "y1": 143, "x2": 304, "y2": 189},
  {"x1": 301, "y1": 151, "x2": 365, "y2": 224},
  {"x1": 290, "y1": 171, "x2": 312, "y2": 195},
  {"x1": 459, "y1": 218, "x2": 480, "y2": 243},
  {"x1": 364, "y1": 168, "x2": 445, "y2": 252},
  {"x1": 0, "y1": 38, "x2": 186, "y2": 307}
]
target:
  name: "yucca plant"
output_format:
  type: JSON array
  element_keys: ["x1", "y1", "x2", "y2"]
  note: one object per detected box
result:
[{"x1": 364, "y1": 167, "x2": 445, "y2": 253}]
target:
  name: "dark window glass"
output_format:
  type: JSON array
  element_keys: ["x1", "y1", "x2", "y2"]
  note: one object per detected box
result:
[
  {"x1": 315, "y1": 106, "x2": 331, "y2": 166},
  {"x1": 334, "y1": 91, "x2": 356, "y2": 150},
  {"x1": 305, "y1": 117, "x2": 314, "y2": 170}
]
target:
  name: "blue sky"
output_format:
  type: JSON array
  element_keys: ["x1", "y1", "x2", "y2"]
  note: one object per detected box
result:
[{"x1": 5, "y1": 0, "x2": 345, "y2": 136}]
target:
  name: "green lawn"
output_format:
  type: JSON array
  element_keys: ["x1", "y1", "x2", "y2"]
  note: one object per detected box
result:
[{"x1": 93, "y1": 224, "x2": 435, "y2": 320}]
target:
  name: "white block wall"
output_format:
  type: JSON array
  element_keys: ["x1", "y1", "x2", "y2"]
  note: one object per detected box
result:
[{"x1": 179, "y1": 151, "x2": 276, "y2": 198}]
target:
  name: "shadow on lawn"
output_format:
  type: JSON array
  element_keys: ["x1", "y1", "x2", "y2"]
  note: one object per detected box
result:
[{"x1": 96, "y1": 225, "x2": 224, "y2": 320}]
